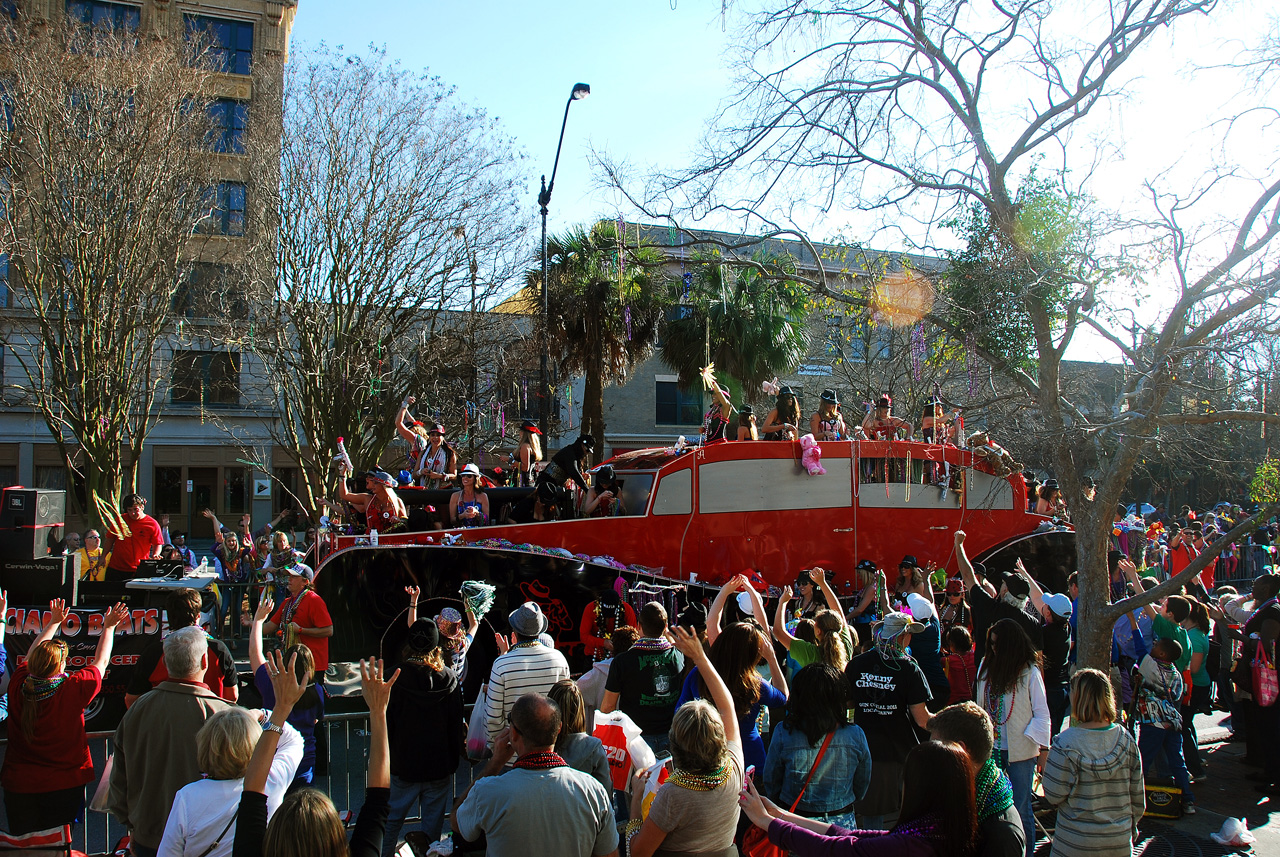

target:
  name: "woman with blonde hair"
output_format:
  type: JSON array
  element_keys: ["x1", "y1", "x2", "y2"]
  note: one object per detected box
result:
[
  {"x1": 159, "y1": 709, "x2": 302, "y2": 857},
  {"x1": 1041, "y1": 669, "x2": 1145, "y2": 857},
  {"x1": 234, "y1": 653, "x2": 399, "y2": 857},
  {"x1": 1, "y1": 596, "x2": 127, "y2": 834},
  {"x1": 548, "y1": 679, "x2": 612, "y2": 792},
  {"x1": 626, "y1": 627, "x2": 742, "y2": 857},
  {"x1": 516, "y1": 419, "x2": 543, "y2": 487}
]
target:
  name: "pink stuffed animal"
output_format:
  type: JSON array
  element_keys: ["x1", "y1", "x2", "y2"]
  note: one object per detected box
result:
[{"x1": 799, "y1": 433, "x2": 826, "y2": 475}]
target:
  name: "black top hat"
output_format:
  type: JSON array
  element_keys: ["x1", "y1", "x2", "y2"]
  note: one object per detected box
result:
[
  {"x1": 820, "y1": 389, "x2": 840, "y2": 404},
  {"x1": 777, "y1": 385, "x2": 796, "y2": 398},
  {"x1": 520, "y1": 419, "x2": 542, "y2": 435},
  {"x1": 899, "y1": 554, "x2": 919, "y2": 568},
  {"x1": 876, "y1": 395, "x2": 892, "y2": 408}
]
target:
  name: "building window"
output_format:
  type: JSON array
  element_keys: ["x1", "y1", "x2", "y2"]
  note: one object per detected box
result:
[
  {"x1": 208, "y1": 98, "x2": 247, "y2": 154},
  {"x1": 656, "y1": 379, "x2": 702, "y2": 426},
  {"x1": 0, "y1": 466, "x2": 16, "y2": 491},
  {"x1": 196, "y1": 182, "x2": 245, "y2": 236},
  {"x1": 224, "y1": 467, "x2": 249, "y2": 515},
  {"x1": 171, "y1": 350, "x2": 241, "y2": 407},
  {"x1": 0, "y1": 254, "x2": 8, "y2": 309},
  {"x1": 174, "y1": 262, "x2": 247, "y2": 319},
  {"x1": 273, "y1": 467, "x2": 298, "y2": 516},
  {"x1": 66, "y1": 0, "x2": 140, "y2": 31},
  {"x1": 154, "y1": 466, "x2": 182, "y2": 515},
  {"x1": 185, "y1": 15, "x2": 253, "y2": 76}
]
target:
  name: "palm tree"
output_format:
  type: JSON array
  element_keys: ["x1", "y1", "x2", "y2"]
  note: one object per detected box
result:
[
  {"x1": 659, "y1": 251, "x2": 812, "y2": 397},
  {"x1": 534, "y1": 222, "x2": 668, "y2": 453}
]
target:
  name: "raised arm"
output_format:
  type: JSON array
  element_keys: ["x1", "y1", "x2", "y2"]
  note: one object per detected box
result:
[
  {"x1": 244, "y1": 651, "x2": 304, "y2": 797},
  {"x1": 758, "y1": 630, "x2": 788, "y2": 700},
  {"x1": 360, "y1": 657, "x2": 399, "y2": 791},
  {"x1": 707, "y1": 575, "x2": 743, "y2": 645},
  {"x1": 405, "y1": 586, "x2": 419, "y2": 627},
  {"x1": 669, "y1": 626, "x2": 739, "y2": 747},
  {"x1": 814, "y1": 569, "x2": 843, "y2": 618},
  {"x1": 741, "y1": 579, "x2": 770, "y2": 629},
  {"x1": 91, "y1": 603, "x2": 129, "y2": 674},
  {"x1": 395, "y1": 397, "x2": 418, "y2": 444},
  {"x1": 773, "y1": 586, "x2": 797, "y2": 650},
  {"x1": 34, "y1": 598, "x2": 69, "y2": 648},
  {"x1": 1119, "y1": 559, "x2": 1158, "y2": 620},
  {"x1": 249, "y1": 596, "x2": 275, "y2": 673},
  {"x1": 202, "y1": 508, "x2": 226, "y2": 545},
  {"x1": 1019, "y1": 559, "x2": 1046, "y2": 614}
]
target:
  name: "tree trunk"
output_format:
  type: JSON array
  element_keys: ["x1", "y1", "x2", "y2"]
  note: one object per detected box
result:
[{"x1": 583, "y1": 359, "x2": 605, "y2": 464}]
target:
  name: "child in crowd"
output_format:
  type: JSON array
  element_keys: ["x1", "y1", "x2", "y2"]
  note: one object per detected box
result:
[
  {"x1": 943, "y1": 626, "x2": 976, "y2": 704},
  {"x1": 1134, "y1": 637, "x2": 1195, "y2": 814}
]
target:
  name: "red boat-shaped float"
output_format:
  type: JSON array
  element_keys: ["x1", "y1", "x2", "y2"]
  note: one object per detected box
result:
[{"x1": 315, "y1": 438, "x2": 1073, "y2": 692}]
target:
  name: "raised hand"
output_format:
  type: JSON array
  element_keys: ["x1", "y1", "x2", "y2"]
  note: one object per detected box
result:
[
  {"x1": 406, "y1": 395, "x2": 416, "y2": 406},
  {"x1": 103, "y1": 602, "x2": 129, "y2": 630},
  {"x1": 779, "y1": 585, "x2": 794, "y2": 603},
  {"x1": 667, "y1": 625, "x2": 706, "y2": 663},
  {"x1": 405, "y1": 585, "x2": 420, "y2": 603},
  {"x1": 359, "y1": 657, "x2": 400, "y2": 714},
  {"x1": 954, "y1": 529, "x2": 967, "y2": 546},
  {"x1": 254, "y1": 596, "x2": 275, "y2": 624},
  {"x1": 267, "y1": 649, "x2": 307, "y2": 711},
  {"x1": 495, "y1": 632, "x2": 510, "y2": 654},
  {"x1": 48, "y1": 598, "x2": 69, "y2": 627},
  {"x1": 201, "y1": 508, "x2": 215, "y2": 520},
  {"x1": 160, "y1": 513, "x2": 170, "y2": 527}
]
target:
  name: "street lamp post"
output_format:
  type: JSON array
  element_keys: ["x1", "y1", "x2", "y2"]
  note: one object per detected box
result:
[{"x1": 538, "y1": 82, "x2": 590, "y2": 436}]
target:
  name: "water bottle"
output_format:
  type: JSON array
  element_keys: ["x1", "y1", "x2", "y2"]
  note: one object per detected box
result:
[
  {"x1": 195, "y1": 557, "x2": 209, "y2": 576},
  {"x1": 369, "y1": 529, "x2": 378, "y2": 547}
]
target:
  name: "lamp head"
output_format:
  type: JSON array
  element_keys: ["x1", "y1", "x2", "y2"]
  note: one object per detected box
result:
[{"x1": 571, "y1": 83, "x2": 591, "y2": 101}]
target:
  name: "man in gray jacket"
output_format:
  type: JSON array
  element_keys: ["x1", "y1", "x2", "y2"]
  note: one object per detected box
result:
[{"x1": 108, "y1": 626, "x2": 231, "y2": 857}]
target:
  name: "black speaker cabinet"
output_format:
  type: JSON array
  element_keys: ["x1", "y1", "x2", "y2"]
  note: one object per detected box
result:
[
  {"x1": 0, "y1": 487, "x2": 67, "y2": 560},
  {"x1": 0, "y1": 554, "x2": 77, "y2": 605}
]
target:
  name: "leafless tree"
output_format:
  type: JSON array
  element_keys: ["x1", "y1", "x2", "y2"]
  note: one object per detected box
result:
[
  {"x1": 230, "y1": 46, "x2": 532, "y2": 517},
  {"x1": 610, "y1": 1, "x2": 1280, "y2": 669},
  {"x1": 0, "y1": 20, "x2": 225, "y2": 522}
]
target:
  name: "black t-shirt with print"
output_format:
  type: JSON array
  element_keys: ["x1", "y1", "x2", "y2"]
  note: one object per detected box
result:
[
  {"x1": 604, "y1": 644, "x2": 684, "y2": 736},
  {"x1": 844, "y1": 647, "x2": 931, "y2": 759}
]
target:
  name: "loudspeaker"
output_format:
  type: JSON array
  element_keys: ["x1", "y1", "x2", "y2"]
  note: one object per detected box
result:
[
  {"x1": 0, "y1": 487, "x2": 67, "y2": 560},
  {"x1": 0, "y1": 555, "x2": 77, "y2": 605}
]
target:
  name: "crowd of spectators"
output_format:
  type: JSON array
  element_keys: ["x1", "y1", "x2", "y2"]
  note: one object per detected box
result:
[{"x1": 6, "y1": 453, "x2": 1280, "y2": 857}]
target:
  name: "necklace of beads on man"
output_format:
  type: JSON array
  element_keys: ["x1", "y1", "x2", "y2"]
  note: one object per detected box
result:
[
  {"x1": 669, "y1": 764, "x2": 730, "y2": 792},
  {"x1": 27, "y1": 673, "x2": 68, "y2": 702},
  {"x1": 513, "y1": 640, "x2": 541, "y2": 649},
  {"x1": 512, "y1": 752, "x2": 568, "y2": 770},
  {"x1": 594, "y1": 600, "x2": 623, "y2": 633},
  {"x1": 630, "y1": 637, "x2": 672, "y2": 651}
]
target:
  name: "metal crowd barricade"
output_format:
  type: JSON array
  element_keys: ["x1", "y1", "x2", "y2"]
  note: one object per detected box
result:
[{"x1": 0, "y1": 707, "x2": 482, "y2": 856}]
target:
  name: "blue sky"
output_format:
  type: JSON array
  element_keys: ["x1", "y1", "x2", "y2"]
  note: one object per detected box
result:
[{"x1": 290, "y1": 1, "x2": 732, "y2": 238}]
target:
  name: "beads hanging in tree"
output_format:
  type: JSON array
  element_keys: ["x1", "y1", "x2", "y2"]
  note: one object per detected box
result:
[
  {"x1": 910, "y1": 322, "x2": 926, "y2": 381},
  {"x1": 625, "y1": 305, "x2": 632, "y2": 341}
]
